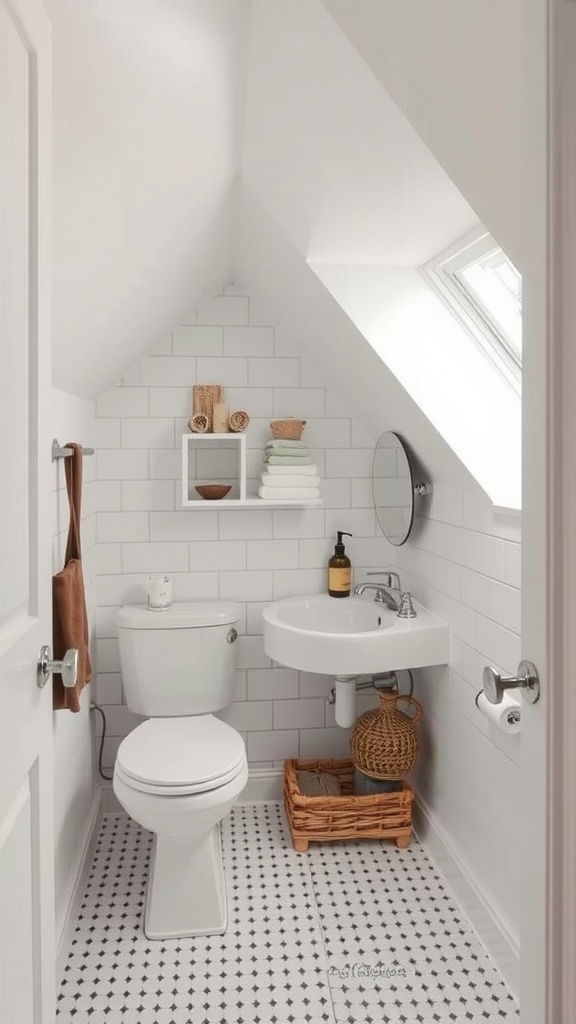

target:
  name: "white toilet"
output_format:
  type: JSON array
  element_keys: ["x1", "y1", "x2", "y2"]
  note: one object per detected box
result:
[{"x1": 112, "y1": 601, "x2": 248, "y2": 940}]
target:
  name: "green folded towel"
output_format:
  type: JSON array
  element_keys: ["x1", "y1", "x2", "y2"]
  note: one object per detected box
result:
[
  {"x1": 264, "y1": 455, "x2": 314, "y2": 465},
  {"x1": 266, "y1": 449, "x2": 311, "y2": 458},
  {"x1": 264, "y1": 442, "x2": 309, "y2": 454},
  {"x1": 266, "y1": 439, "x2": 308, "y2": 449}
]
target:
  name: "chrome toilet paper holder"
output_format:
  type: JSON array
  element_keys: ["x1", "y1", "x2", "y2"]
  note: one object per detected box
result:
[{"x1": 474, "y1": 691, "x2": 521, "y2": 727}]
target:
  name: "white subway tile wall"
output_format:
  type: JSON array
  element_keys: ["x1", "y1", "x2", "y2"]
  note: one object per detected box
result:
[
  {"x1": 396, "y1": 491, "x2": 522, "y2": 947},
  {"x1": 94, "y1": 287, "x2": 384, "y2": 774}
]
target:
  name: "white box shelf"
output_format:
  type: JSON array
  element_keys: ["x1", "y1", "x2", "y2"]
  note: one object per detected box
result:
[
  {"x1": 182, "y1": 433, "x2": 246, "y2": 504},
  {"x1": 181, "y1": 434, "x2": 323, "y2": 509}
]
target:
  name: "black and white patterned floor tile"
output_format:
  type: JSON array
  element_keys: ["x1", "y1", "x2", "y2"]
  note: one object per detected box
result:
[{"x1": 57, "y1": 804, "x2": 519, "y2": 1024}]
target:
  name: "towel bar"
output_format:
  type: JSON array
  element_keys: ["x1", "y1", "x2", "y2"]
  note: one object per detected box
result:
[{"x1": 52, "y1": 438, "x2": 95, "y2": 461}]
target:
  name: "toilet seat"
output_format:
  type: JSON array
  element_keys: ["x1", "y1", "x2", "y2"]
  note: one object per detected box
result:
[{"x1": 116, "y1": 716, "x2": 246, "y2": 797}]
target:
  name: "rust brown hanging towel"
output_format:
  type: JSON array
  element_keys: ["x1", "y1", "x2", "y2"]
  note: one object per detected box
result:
[{"x1": 52, "y1": 442, "x2": 92, "y2": 711}]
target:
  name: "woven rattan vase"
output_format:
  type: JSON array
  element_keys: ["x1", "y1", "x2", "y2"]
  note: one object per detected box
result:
[{"x1": 350, "y1": 692, "x2": 424, "y2": 780}]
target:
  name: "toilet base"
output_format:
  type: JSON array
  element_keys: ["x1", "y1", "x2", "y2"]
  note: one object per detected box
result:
[{"x1": 144, "y1": 825, "x2": 227, "y2": 939}]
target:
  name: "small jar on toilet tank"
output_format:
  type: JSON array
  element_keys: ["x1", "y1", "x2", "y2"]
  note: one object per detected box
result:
[{"x1": 147, "y1": 575, "x2": 172, "y2": 611}]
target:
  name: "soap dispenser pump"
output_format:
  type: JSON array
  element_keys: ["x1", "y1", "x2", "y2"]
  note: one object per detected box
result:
[{"x1": 328, "y1": 531, "x2": 353, "y2": 598}]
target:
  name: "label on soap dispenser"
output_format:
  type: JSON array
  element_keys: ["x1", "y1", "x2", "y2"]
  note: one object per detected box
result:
[{"x1": 329, "y1": 567, "x2": 351, "y2": 593}]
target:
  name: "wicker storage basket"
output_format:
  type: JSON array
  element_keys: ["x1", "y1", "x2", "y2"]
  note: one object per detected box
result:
[
  {"x1": 270, "y1": 418, "x2": 307, "y2": 440},
  {"x1": 284, "y1": 758, "x2": 413, "y2": 852}
]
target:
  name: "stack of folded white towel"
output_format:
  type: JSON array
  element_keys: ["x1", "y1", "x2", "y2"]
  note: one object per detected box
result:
[{"x1": 258, "y1": 440, "x2": 321, "y2": 500}]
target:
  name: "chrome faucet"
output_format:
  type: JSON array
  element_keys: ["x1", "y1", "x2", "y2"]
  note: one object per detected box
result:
[
  {"x1": 353, "y1": 582, "x2": 396, "y2": 608},
  {"x1": 354, "y1": 571, "x2": 417, "y2": 618},
  {"x1": 354, "y1": 570, "x2": 402, "y2": 611}
]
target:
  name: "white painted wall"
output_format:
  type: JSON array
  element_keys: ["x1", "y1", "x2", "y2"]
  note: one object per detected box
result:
[
  {"x1": 322, "y1": 0, "x2": 522, "y2": 267},
  {"x1": 51, "y1": 389, "x2": 99, "y2": 946},
  {"x1": 45, "y1": 0, "x2": 249, "y2": 398}
]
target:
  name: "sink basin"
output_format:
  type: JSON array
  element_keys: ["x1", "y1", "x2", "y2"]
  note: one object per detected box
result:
[{"x1": 262, "y1": 594, "x2": 449, "y2": 676}]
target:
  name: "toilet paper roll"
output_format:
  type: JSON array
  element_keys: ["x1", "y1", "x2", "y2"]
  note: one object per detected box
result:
[
  {"x1": 147, "y1": 575, "x2": 172, "y2": 611},
  {"x1": 475, "y1": 690, "x2": 521, "y2": 734}
]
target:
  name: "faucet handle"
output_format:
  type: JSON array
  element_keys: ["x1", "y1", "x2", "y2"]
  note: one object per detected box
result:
[
  {"x1": 397, "y1": 592, "x2": 417, "y2": 619},
  {"x1": 367, "y1": 570, "x2": 401, "y2": 590}
]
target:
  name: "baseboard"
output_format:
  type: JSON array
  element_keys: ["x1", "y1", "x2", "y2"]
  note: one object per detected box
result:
[
  {"x1": 413, "y1": 797, "x2": 520, "y2": 1000},
  {"x1": 238, "y1": 767, "x2": 283, "y2": 803},
  {"x1": 100, "y1": 781, "x2": 123, "y2": 816},
  {"x1": 56, "y1": 788, "x2": 101, "y2": 981}
]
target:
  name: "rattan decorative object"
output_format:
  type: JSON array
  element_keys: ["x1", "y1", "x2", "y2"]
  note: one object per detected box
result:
[
  {"x1": 229, "y1": 410, "x2": 250, "y2": 432},
  {"x1": 188, "y1": 413, "x2": 209, "y2": 433},
  {"x1": 270, "y1": 418, "x2": 307, "y2": 440},
  {"x1": 350, "y1": 692, "x2": 423, "y2": 781},
  {"x1": 284, "y1": 758, "x2": 413, "y2": 851},
  {"x1": 192, "y1": 385, "x2": 223, "y2": 430}
]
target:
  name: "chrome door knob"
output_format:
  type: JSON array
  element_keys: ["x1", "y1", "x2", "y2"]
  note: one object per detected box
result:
[
  {"x1": 482, "y1": 660, "x2": 540, "y2": 705},
  {"x1": 37, "y1": 645, "x2": 79, "y2": 689}
]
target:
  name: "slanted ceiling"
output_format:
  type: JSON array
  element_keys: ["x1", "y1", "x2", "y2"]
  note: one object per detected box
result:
[
  {"x1": 48, "y1": 0, "x2": 521, "y2": 502},
  {"x1": 321, "y1": 0, "x2": 522, "y2": 269},
  {"x1": 47, "y1": 0, "x2": 249, "y2": 397}
]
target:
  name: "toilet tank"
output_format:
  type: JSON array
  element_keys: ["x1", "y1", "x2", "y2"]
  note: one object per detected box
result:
[{"x1": 117, "y1": 602, "x2": 241, "y2": 716}]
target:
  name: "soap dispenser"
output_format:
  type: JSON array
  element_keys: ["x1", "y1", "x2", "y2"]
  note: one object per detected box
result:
[{"x1": 328, "y1": 531, "x2": 353, "y2": 598}]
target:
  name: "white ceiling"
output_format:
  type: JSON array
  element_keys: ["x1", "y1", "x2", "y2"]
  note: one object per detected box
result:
[
  {"x1": 242, "y1": 0, "x2": 478, "y2": 267},
  {"x1": 322, "y1": 0, "x2": 521, "y2": 269}
]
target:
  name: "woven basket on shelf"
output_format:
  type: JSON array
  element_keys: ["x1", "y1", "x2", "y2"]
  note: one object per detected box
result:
[
  {"x1": 283, "y1": 758, "x2": 413, "y2": 851},
  {"x1": 350, "y1": 692, "x2": 423, "y2": 781},
  {"x1": 270, "y1": 418, "x2": 306, "y2": 440}
]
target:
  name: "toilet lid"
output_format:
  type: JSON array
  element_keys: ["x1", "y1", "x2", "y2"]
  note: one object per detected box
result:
[{"x1": 116, "y1": 716, "x2": 246, "y2": 794}]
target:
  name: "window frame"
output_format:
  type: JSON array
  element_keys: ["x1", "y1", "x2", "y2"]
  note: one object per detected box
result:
[{"x1": 421, "y1": 228, "x2": 522, "y2": 395}]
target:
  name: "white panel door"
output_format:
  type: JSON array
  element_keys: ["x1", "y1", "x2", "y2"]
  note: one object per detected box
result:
[{"x1": 0, "y1": 0, "x2": 54, "y2": 1021}]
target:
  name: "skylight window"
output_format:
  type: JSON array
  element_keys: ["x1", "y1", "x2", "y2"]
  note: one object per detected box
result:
[{"x1": 421, "y1": 229, "x2": 522, "y2": 393}]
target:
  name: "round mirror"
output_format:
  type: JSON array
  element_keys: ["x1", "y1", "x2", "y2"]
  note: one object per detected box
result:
[{"x1": 372, "y1": 432, "x2": 415, "y2": 546}]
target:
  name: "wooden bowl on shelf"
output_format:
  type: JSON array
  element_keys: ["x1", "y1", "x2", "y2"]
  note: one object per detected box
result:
[{"x1": 194, "y1": 484, "x2": 232, "y2": 501}]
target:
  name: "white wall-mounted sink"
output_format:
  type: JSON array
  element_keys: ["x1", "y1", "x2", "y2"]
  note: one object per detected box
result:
[{"x1": 262, "y1": 594, "x2": 449, "y2": 677}]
